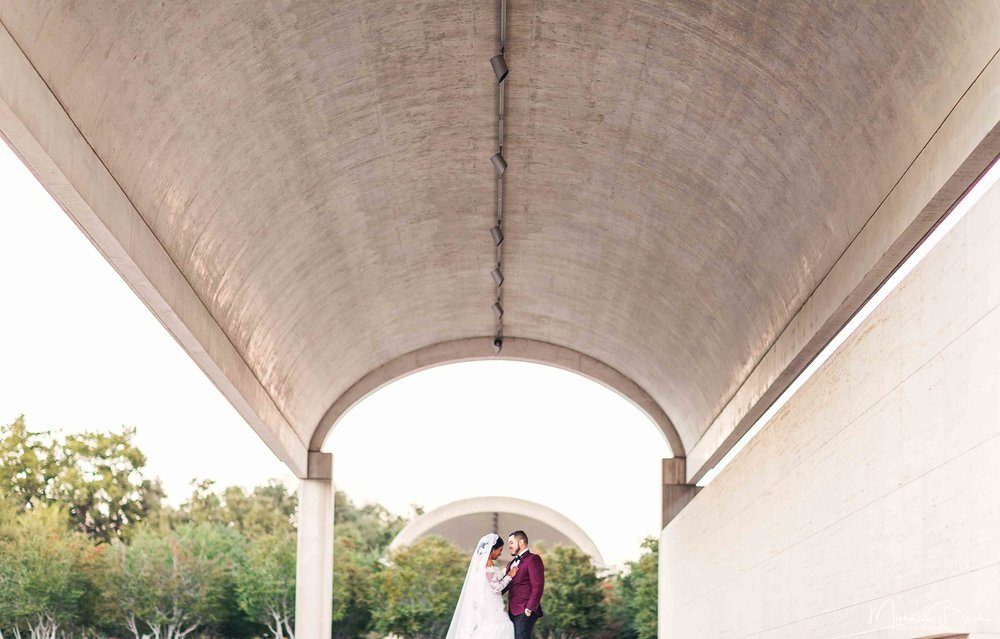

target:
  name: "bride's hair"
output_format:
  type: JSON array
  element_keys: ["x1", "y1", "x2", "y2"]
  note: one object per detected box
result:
[{"x1": 491, "y1": 536, "x2": 505, "y2": 551}]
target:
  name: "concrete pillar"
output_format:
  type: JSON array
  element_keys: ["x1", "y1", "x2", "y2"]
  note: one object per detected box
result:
[
  {"x1": 661, "y1": 458, "x2": 696, "y2": 529},
  {"x1": 296, "y1": 452, "x2": 334, "y2": 639}
]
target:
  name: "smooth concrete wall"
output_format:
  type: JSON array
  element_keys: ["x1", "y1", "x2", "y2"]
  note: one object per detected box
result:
[{"x1": 660, "y1": 173, "x2": 1000, "y2": 639}]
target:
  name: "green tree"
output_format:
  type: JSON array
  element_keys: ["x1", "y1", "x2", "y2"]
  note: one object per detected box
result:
[
  {"x1": 53, "y1": 427, "x2": 159, "y2": 543},
  {"x1": 603, "y1": 577, "x2": 632, "y2": 639},
  {"x1": 236, "y1": 531, "x2": 297, "y2": 639},
  {"x1": 102, "y1": 523, "x2": 245, "y2": 639},
  {"x1": 234, "y1": 503, "x2": 395, "y2": 639},
  {"x1": 371, "y1": 536, "x2": 467, "y2": 639},
  {"x1": 0, "y1": 415, "x2": 58, "y2": 512},
  {"x1": 535, "y1": 545, "x2": 606, "y2": 639},
  {"x1": 178, "y1": 479, "x2": 297, "y2": 538},
  {"x1": 139, "y1": 476, "x2": 172, "y2": 530},
  {"x1": 334, "y1": 491, "x2": 407, "y2": 560},
  {"x1": 627, "y1": 538, "x2": 658, "y2": 639},
  {"x1": 0, "y1": 505, "x2": 105, "y2": 639},
  {"x1": 606, "y1": 538, "x2": 658, "y2": 639},
  {"x1": 0, "y1": 417, "x2": 160, "y2": 543},
  {"x1": 177, "y1": 479, "x2": 227, "y2": 527},
  {"x1": 332, "y1": 536, "x2": 377, "y2": 639},
  {"x1": 224, "y1": 481, "x2": 297, "y2": 537}
]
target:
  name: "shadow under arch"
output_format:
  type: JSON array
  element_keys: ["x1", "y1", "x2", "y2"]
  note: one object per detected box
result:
[
  {"x1": 389, "y1": 496, "x2": 606, "y2": 567},
  {"x1": 310, "y1": 337, "x2": 683, "y2": 456}
]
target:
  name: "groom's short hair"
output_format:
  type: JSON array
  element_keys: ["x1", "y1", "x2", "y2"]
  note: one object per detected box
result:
[{"x1": 509, "y1": 530, "x2": 529, "y2": 545}]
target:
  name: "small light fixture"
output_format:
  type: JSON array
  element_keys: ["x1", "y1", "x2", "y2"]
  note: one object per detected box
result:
[
  {"x1": 493, "y1": 336, "x2": 503, "y2": 353},
  {"x1": 491, "y1": 267, "x2": 504, "y2": 287},
  {"x1": 490, "y1": 225, "x2": 504, "y2": 246},
  {"x1": 490, "y1": 54, "x2": 509, "y2": 83},
  {"x1": 491, "y1": 301, "x2": 504, "y2": 319},
  {"x1": 491, "y1": 153, "x2": 507, "y2": 175}
]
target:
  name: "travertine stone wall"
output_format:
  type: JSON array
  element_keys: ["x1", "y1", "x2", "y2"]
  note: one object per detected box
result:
[{"x1": 660, "y1": 175, "x2": 1000, "y2": 639}]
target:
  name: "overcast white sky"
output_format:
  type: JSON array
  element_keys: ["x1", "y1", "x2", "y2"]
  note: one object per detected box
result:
[{"x1": 0, "y1": 139, "x2": 669, "y2": 566}]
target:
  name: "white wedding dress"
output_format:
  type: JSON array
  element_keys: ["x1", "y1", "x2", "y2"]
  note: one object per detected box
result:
[{"x1": 446, "y1": 533, "x2": 516, "y2": 639}]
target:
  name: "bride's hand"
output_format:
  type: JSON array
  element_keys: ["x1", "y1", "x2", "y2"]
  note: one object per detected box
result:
[{"x1": 508, "y1": 565, "x2": 519, "y2": 577}]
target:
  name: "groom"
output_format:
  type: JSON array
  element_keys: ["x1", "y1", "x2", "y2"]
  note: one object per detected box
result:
[{"x1": 503, "y1": 530, "x2": 545, "y2": 639}]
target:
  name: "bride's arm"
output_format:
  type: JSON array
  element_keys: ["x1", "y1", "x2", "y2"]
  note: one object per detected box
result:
[{"x1": 486, "y1": 569, "x2": 513, "y2": 594}]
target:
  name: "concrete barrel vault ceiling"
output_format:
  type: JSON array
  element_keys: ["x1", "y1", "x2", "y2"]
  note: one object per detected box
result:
[{"x1": 1, "y1": 1, "x2": 998, "y2": 475}]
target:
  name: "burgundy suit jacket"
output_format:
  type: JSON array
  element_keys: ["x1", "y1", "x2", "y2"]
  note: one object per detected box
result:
[{"x1": 503, "y1": 550, "x2": 544, "y2": 617}]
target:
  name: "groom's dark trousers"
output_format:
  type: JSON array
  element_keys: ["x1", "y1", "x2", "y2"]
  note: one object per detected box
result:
[{"x1": 510, "y1": 613, "x2": 538, "y2": 639}]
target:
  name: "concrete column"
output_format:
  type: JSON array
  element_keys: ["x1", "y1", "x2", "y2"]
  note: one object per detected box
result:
[
  {"x1": 296, "y1": 452, "x2": 334, "y2": 639},
  {"x1": 661, "y1": 458, "x2": 696, "y2": 529}
]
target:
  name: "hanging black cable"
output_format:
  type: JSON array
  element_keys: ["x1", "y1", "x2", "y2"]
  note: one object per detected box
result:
[{"x1": 491, "y1": 0, "x2": 508, "y2": 353}]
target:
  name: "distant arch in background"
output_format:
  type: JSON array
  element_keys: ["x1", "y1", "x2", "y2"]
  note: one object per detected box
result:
[
  {"x1": 310, "y1": 337, "x2": 682, "y2": 457},
  {"x1": 389, "y1": 496, "x2": 606, "y2": 567}
]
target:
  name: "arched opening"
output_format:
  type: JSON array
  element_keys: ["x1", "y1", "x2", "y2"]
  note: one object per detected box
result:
[
  {"x1": 390, "y1": 497, "x2": 606, "y2": 567},
  {"x1": 310, "y1": 337, "x2": 683, "y2": 457},
  {"x1": 323, "y1": 359, "x2": 672, "y2": 568}
]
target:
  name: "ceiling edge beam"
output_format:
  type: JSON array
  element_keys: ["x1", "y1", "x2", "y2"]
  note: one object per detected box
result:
[
  {"x1": 310, "y1": 336, "x2": 683, "y2": 457},
  {"x1": 687, "y1": 50, "x2": 1000, "y2": 484},
  {"x1": 0, "y1": 21, "x2": 309, "y2": 478}
]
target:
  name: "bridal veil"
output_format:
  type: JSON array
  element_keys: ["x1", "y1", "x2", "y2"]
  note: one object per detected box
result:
[{"x1": 446, "y1": 533, "x2": 507, "y2": 639}]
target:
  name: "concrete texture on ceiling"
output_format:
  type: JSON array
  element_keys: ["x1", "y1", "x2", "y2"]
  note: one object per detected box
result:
[{"x1": 1, "y1": 1, "x2": 998, "y2": 456}]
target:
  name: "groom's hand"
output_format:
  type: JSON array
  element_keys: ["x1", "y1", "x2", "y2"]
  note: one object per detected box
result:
[{"x1": 525, "y1": 609, "x2": 533, "y2": 617}]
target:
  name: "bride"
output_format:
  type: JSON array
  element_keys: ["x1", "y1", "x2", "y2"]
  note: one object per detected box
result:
[{"x1": 446, "y1": 533, "x2": 519, "y2": 638}]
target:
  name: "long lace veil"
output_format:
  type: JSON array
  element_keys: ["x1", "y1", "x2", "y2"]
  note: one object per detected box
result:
[{"x1": 446, "y1": 533, "x2": 500, "y2": 639}]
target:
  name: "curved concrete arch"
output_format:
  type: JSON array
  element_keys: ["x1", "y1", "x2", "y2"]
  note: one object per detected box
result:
[
  {"x1": 309, "y1": 337, "x2": 682, "y2": 456},
  {"x1": 389, "y1": 496, "x2": 605, "y2": 567}
]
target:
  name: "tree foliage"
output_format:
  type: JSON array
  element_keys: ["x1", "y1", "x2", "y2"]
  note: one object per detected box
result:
[
  {"x1": 177, "y1": 479, "x2": 297, "y2": 538},
  {"x1": 0, "y1": 415, "x2": 58, "y2": 512},
  {"x1": 605, "y1": 537, "x2": 658, "y2": 639},
  {"x1": 235, "y1": 532, "x2": 296, "y2": 639},
  {"x1": 0, "y1": 416, "x2": 159, "y2": 543},
  {"x1": 334, "y1": 491, "x2": 407, "y2": 560},
  {"x1": 332, "y1": 537, "x2": 376, "y2": 639},
  {"x1": 535, "y1": 545, "x2": 606, "y2": 639},
  {"x1": 0, "y1": 415, "x2": 659, "y2": 639},
  {"x1": 53, "y1": 428, "x2": 158, "y2": 543},
  {"x1": 0, "y1": 505, "x2": 104, "y2": 639},
  {"x1": 101, "y1": 524, "x2": 245, "y2": 639},
  {"x1": 371, "y1": 536, "x2": 467, "y2": 639}
]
